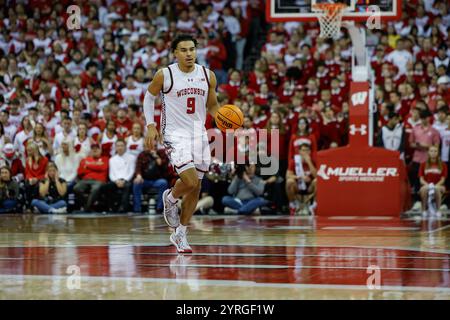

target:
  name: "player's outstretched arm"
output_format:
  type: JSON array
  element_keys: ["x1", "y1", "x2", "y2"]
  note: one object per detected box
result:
[
  {"x1": 144, "y1": 69, "x2": 164, "y2": 146},
  {"x1": 206, "y1": 70, "x2": 220, "y2": 118}
]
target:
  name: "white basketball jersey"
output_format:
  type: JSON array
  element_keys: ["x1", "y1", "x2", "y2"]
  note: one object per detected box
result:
[{"x1": 160, "y1": 63, "x2": 210, "y2": 138}]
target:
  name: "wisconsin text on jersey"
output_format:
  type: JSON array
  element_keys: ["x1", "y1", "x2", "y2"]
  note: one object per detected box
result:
[{"x1": 176, "y1": 87, "x2": 207, "y2": 97}]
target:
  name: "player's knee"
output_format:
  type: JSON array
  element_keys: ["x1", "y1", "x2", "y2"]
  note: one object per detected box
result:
[{"x1": 184, "y1": 178, "x2": 199, "y2": 191}]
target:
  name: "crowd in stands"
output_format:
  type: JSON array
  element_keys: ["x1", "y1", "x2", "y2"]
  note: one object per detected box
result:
[{"x1": 0, "y1": 0, "x2": 449, "y2": 215}]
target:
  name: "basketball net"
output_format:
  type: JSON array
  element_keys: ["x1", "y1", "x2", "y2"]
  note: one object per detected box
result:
[{"x1": 312, "y1": 3, "x2": 347, "y2": 39}]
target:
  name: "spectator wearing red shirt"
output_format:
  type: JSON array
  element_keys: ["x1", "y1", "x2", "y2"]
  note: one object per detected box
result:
[
  {"x1": 80, "y1": 61, "x2": 99, "y2": 89},
  {"x1": 330, "y1": 79, "x2": 346, "y2": 110},
  {"x1": 248, "y1": 69, "x2": 267, "y2": 92},
  {"x1": 115, "y1": 108, "x2": 133, "y2": 138},
  {"x1": 419, "y1": 145, "x2": 447, "y2": 217},
  {"x1": 316, "y1": 63, "x2": 331, "y2": 90},
  {"x1": 319, "y1": 106, "x2": 344, "y2": 149},
  {"x1": 219, "y1": 70, "x2": 241, "y2": 103},
  {"x1": 412, "y1": 62, "x2": 427, "y2": 84},
  {"x1": 289, "y1": 117, "x2": 318, "y2": 161},
  {"x1": 24, "y1": 141, "x2": 49, "y2": 210},
  {"x1": 416, "y1": 38, "x2": 437, "y2": 65},
  {"x1": 304, "y1": 78, "x2": 320, "y2": 108},
  {"x1": 254, "y1": 83, "x2": 270, "y2": 106},
  {"x1": 277, "y1": 81, "x2": 295, "y2": 104},
  {"x1": 74, "y1": 143, "x2": 109, "y2": 211},
  {"x1": 0, "y1": 143, "x2": 25, "y2": 182},
  {"x1": 206, "y1": 32, "x2": 228, "y2": 85},
  {"x1": 389, "y1": 91, "x2": 410, "y2": 119}
]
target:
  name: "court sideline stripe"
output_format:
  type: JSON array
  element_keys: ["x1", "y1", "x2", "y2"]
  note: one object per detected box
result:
[
  {"x1": 136, "y1": 263, "x2": 450, "y2": 272},
  {"x1": 0, "y1": 274, "x2": 449, "y2": 294},
  {"x1": 0, "y1": 242, "x2": 449, "y2": 254},
  {"x1": 132, "y1": 252, "x2": 450, "y2": 260}
]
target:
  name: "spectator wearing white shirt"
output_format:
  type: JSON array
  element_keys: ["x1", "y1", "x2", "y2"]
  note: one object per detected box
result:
[
  {"x1": 222, "y1": 6, "x2": 241, "y2": 40},
  {"x1": 284, "y1": 42, "x2": 300, "y2": 67},
  {"x1": 74, "y1": 123, "x2": 93, "y2": 159},
  {"x1": 133, "y1": 66, "x2": 150, "y2": 94},
  {"x1": 262, "y1": 32, "x2": 286, "y2": 58},
  {"x1": 120, "y1": 75, "x2": 142, "y2": 104},
  {"x1": 8, "y1": 99, "x2": 27, "y2": 128},
  {"x1": 54, "y1": 138, "x2": 82, "y2": 190},
  {"x1": 32, "y1": 28, "x2": 52, "y2": 54},
  {"x1": 434, "y1": 45, "x2": 450, "y2": 70},
  {"x1": 433, "y1": 107, "x2": 448, "y2": 135},
  {"x1": 176, "y1": 10, "x2": 195, "y2": 33},
  {"x1": 9, "y1": 32, "x2": 26, "y2": 55},
  {"x1": 66, "y1": 50, "x2": 88, "y2": 76},
  {"x1": 53, "y1": 117, "x2": 76, "y2": 155},
  {"x1": 205, "y1": 4, "x2": 219, "y2": 25},
  {"x1": 385, "y1": 39, "x2": 413, "y2": 75},
  {"x1": 13, "y1": 115, "x2": 34, "y2": 163},
  {"x1": 102, "y1": 139, "x2": 136, "y2": 212},
  {"x1": 126, "y1": 123, "x2": 144, "y2": 158},
  {"x1": 415, "y1": 6, "x2": 429, "y2": 29}
]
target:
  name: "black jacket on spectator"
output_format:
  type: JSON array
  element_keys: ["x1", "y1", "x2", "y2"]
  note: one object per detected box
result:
[
  {"x1": 0, "y1": 180, "x2": 19, "y2": 201},
  {"x1": 135, "y1": 150, "x2": 168, "y2": 180},
  {"x1": 38, "y1": 178, "x2": 67, "y2": 204}
]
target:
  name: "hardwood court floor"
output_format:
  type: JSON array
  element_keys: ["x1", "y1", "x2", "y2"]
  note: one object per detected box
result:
[{"x1": 0, "y1": 214, "x2": 449, "y2": 299}]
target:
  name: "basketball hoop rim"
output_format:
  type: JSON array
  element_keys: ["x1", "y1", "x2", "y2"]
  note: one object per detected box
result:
[{"x1": 312, "y1": 3, "x2": 348, "y2": 14}]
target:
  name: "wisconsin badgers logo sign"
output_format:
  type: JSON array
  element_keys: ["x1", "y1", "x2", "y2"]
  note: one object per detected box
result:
[{"x1": 351, "y1": 92, "x2": 368, "y2": 106}]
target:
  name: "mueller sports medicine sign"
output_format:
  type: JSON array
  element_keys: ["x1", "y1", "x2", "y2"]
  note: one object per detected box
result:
[
  {"x1": 316, "y1": 146, "x2": 410, "y2": 216},
  {"x1": 317, "y1": 165, "x2": 399, "y2": 182}
]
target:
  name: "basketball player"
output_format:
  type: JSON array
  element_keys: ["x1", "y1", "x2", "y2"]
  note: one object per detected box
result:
[{"x1": 143, "y1": 34, "x2": 220, "y2": 253}]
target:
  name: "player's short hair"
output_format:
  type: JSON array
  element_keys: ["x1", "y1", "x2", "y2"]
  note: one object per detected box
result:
[{"x1": 171, "y1": 34, "x2": 198, "y2": 52}]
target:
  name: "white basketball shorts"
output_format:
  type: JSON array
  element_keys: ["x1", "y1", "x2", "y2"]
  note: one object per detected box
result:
[{"x1": 163, "y1": 134, "x2": 211, "y2": 179}]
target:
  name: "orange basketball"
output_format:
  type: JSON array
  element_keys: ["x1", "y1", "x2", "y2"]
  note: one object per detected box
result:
[{"x1": 215, "y1": 104, "x2": 244, "y2": 132}]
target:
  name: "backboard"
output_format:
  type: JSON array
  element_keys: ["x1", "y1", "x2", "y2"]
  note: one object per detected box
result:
[{"x1": 267, "y1": 0, "x2": 402, "y2": 22}]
